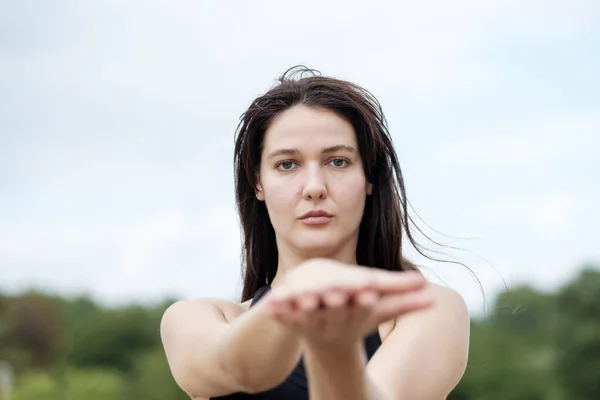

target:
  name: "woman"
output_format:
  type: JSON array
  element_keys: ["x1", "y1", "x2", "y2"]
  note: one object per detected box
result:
[{"x1": 160, "y1": 66, "x2": 470, "y2": 399}]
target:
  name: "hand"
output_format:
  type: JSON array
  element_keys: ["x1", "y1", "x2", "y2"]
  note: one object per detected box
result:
[{"x1": 262, "y1": 259, "x2": 434, "y2": 347}]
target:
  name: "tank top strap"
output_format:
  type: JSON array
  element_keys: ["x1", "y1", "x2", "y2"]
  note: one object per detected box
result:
[
  {"x1": 250, "y1": 284, "x2": 271, "y2": 307},
  {"x1": 365, "y1": 328, "x2": 383, "y2": 358}
]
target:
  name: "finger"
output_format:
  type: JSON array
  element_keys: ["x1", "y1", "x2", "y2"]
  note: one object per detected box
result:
[
  {"x1": 354, "y1": 290, "x2": 379, "y2": 307},
  {"x1": 322, "y1": 290, "x2": 349, "y2": 308},
  {"x1": 275, "y1": 299, "x2": 305, "y2": 326},
  {"x1": 282, "y1": 296, "x2": 325, "y2": 330},
  {"x1": 265, "y1": 297, "x2": 290, "y2": 318},
  {"x1": 296, "y1": 293, "x2": 320, "y2": 310},
  {"x1": 362, "y1": 271, "x2": 427, "y2": 293},
  {"x1": 295, "y1": 290, "x2": 350, "y2": 334},
  {"x1": 371, "y1": 291, "x2": 434, "y2": 322},
  {"x1": 317, "y1": 271, "x2": 426, "y2": 295}
]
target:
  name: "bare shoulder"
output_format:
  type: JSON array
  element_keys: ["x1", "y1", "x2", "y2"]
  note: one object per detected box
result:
[
  {"x1": 426, "y1": 282, "x2": 470, "y2": 316},
  {"x1": 389, "y1": 282, "x2": 470, "y2": 339},
  {"x1": 411, "y1": 282, "x2": 471, "y2": 329},
  {"x1": 161, "y1": 297, "x2": 248, "y2": 330},
  {"x1": 159, "y1": 297, "x2": 252, "y2": 399}
]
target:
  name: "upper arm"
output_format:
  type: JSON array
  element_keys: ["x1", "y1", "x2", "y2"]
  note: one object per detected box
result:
[
  {"x1": 160, "y1": 298, "x2": 247, "y2": 398},
  {"x1": 366, "y1": 284, "x2": 470, "y2": 399}
]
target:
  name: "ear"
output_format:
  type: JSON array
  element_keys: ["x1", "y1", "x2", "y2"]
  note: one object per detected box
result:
[
  {"x1": 366, "y1": 182, "x2": 373, "y2": 195},
  {"x1": 255, "y1": 177, "x2": 265, "y2": 201}
]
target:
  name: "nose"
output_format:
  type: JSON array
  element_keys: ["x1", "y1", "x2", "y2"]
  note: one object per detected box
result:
[{"x1": 302, "y1": 165, "x2": 328, "y2": 200}]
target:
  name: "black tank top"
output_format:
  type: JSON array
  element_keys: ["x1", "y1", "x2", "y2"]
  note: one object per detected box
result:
[{"x1": 210, "y1": 285, "x2": 383, "y2": 400}]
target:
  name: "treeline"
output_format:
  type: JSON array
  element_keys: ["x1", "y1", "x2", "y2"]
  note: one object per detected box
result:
[{"x1": 0, "y1": 265, "x2": 598, "y2": 399}]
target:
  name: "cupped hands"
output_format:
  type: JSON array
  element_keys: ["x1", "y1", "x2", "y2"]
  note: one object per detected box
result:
[{"x1": 261, "y1": 258, "x2": 434, "y2": 348}]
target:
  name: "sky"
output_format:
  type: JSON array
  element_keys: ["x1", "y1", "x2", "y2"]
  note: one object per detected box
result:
[{"x1": 1, "y1": 0, "x2": 599, "y2": 315}]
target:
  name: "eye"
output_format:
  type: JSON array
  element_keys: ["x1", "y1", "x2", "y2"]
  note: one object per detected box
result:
[
  {"x1": 276, "y1": 160, "x2": 297, "y2": 171},
  {"x1": 328, "y1": 158, "x2": 348, "y2": 167}
]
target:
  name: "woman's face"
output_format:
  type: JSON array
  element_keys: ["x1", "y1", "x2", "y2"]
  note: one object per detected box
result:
[{"x1": 257, "y1": 105, "x2": 372, "y2": 260}]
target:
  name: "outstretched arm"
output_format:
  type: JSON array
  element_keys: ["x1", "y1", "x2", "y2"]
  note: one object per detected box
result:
[
  {"x1": 262, "y1": 259, "x2": 444, "y2": 399},
  {"x1": 366, "y1": 284, "x2": 470, "y2": 399},
  {"x1": 303, "y1": 342, "x2": 386, "y2": 400},
  {"x1": 160, "y1": 297, "x2": 303, "y2": 398},
  {"x1": 302, "y1": 284, "x2": 470, "y2": 400}
]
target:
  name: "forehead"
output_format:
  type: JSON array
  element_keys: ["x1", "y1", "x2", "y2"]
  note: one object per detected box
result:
[{"x1": 263, "y1": 105, "x2": 357, "y2": 151}]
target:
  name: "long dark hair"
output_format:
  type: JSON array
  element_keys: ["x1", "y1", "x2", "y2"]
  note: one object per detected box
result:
[{"x1": 234, "y1": 66, "x2": 420, "y2": 302}]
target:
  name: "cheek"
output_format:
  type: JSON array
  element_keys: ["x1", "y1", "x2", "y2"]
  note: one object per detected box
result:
[
  {"x1": 340, "y1": 171, "x2": 369, "y2": 194},
  {"x1": 333, "y1": 175, "x2": 369, "y2": 211},
  {"x1": 263, "y1": 181, "x2": 298, "y2": 222}
]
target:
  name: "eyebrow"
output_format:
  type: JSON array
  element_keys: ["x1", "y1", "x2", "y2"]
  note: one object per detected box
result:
[{"x1": 267, "y1": 145, "x2": 357, "y2": 160}]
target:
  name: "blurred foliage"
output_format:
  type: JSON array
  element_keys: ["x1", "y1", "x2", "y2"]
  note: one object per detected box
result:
[
  {"x1": 449, "y1": 265, "x2": 600, "y2": 400},
  {"x1": 0, "y1": 265, "x2": 598, "y2": 399},
  {"x1": 12, "y1": 368, "x2": 123, "y2": 400}
]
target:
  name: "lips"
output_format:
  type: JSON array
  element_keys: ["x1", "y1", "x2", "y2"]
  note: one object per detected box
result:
[
  {"x1": 299, "y1": 210, "x2": 333, "y2": 219},
  {"x1": 299, "y1": 210, "x2": 333, "y2": 226}
]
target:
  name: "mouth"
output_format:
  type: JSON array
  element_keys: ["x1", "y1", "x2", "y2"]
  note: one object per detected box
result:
[{"x1": 299, "y1": 210, "x2": 333, "y2": 226}]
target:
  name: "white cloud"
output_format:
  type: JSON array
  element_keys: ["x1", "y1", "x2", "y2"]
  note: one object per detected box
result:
[
  {"x1": 0, "y1": 206, "x2": 243, "y2": 301},
  {"x1": 434, "y1": 114, "x2": 600, "y2": 165},
  {"x1": 2, "y1": 0, "x2": 599, "y2": 312},
  {"x1": 475, "y1": 192, "x2": 577, "y2": 232},
  {"x1": 4, "y1": 0, "x2": 598, "y2": 116},
  {"x1": 536, "y1": 195, "x2": 575, "y2": 232},
  {"x1": 114, "y1": 211, "x2": 188, "y2": 276}
]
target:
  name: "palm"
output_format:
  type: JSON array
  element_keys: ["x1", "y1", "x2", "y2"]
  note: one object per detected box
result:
[{"x1": 262, "y1": 260, "x2": 432, "y2": 346}]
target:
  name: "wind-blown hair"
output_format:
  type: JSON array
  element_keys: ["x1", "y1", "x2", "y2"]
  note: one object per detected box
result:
[{"x1": 234, "y1": 66, "x2": 420, "y2": 302}]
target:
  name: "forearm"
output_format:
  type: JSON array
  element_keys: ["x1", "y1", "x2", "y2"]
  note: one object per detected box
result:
[
  {"x1": 217, "y1": 301, "x2": 303, "y2": 392},
  {"x1": 303, "y1": 342, "x2": 386, "y2": 400}
]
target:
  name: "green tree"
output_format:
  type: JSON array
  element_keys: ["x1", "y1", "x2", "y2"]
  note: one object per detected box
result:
[
  {"x1": 489, "y1": 285, "x2": 558, "y2": 342},
  {"x1": 67, "y1": 306, "x2": 160, "y2": 372},
  {"x1": 12, "y1": 368, "x2": 123, "y2": 400},
  {"x1": 453, "y1": 323, "x2": 550, "y2": 400},
  {"x1": 553, "y1": 268, "x2": 600, "y2": 400},
  {"x1": 5, "y1": 264, "x2": 599, "y2": 399},
  {"x1": 0, "y1": 292, "x2": 63, "y2": 371},
  {"x1": 122, "y1": 346, "x2": 188, "y2": 400}
]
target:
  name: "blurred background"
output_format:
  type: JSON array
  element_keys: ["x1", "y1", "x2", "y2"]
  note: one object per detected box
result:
[{"x1": 1, "y1": 1, "x2": 599, "y2": 399}]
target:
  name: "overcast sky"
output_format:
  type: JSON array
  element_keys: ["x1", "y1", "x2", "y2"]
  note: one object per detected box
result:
[{"x1": 1, "y1": 0, "x2": 599, "y2": 315}]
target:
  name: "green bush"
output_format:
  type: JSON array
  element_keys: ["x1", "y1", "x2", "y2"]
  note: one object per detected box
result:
[
  {"x1": 123, "y1": 347, "x2": 189, "y2": 400},
  {"x1": 13, "y1": 368, "x2": 123, "y2": 400}
]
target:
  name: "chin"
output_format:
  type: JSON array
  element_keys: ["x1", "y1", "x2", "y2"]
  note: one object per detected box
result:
[{"x1": 294, "y1": 237, "x2": 347, "y2": 259}]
